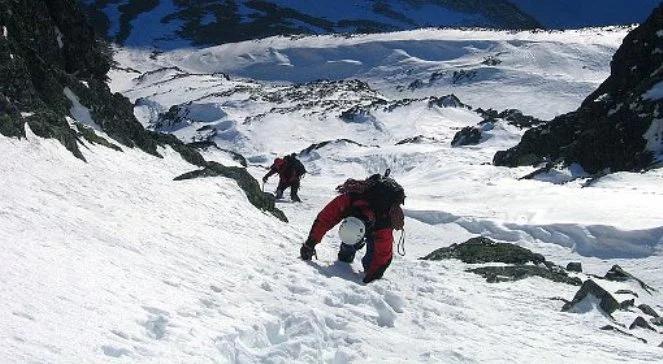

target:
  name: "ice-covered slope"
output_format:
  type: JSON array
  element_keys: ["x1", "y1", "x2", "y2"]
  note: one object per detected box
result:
[{"x1": 2, "y1": 119, "x2": 663, "y2": 363}]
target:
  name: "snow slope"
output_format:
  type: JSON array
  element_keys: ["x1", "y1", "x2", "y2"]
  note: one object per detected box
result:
[{"x1": 2, "y1": 27, "x2": 663, "y2": 362}]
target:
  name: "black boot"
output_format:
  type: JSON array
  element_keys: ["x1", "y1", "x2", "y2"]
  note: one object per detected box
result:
[
  {"x1": 338, "y1": 243, "x2": 356, "y2": 263},
  {"x1": 291, "y1": 182, "x2": 302, "y2": 202},
  {"x1": 275, "y1": 188, "x2": 284, "y2": 200}
]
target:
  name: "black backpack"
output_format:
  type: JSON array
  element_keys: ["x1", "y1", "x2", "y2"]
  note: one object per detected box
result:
[
  {"x1": 292, "y1": 158, "x2": 306, "y2": 177},
  {"x1": 336, "y1": 170, "x2": 405, "y2": 212}
]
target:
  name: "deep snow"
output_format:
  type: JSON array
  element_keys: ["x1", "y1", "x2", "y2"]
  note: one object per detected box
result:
[{"x1": 1, "y1": 28, "x2": 663, "y2": 362}]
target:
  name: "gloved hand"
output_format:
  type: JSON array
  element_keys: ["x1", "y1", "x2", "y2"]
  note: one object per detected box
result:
[{"x1": 300, "y1": 239, "x2": 317, "y2": 261}]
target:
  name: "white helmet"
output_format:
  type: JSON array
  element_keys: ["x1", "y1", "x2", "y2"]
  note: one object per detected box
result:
[{"x1": 339, "y1": 217, "x2": 366, "y2": 246}]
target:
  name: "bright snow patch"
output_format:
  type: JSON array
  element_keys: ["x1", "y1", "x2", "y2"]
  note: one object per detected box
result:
[
  {"x1": 644, "y1": 118, "x2": 663, "y2": 157},
  {"x1": 643, "y1": 81, "x2": 663, "y2": 100},
  {"x1": 54, "y1": 26, "x2": 64, "y2": 48},
  {"x1": 2, "y1": 26, "x2": 7, "y2": 38},
  {"x1": 63, "y1": 87, "x2": 99, "y2": 130}
]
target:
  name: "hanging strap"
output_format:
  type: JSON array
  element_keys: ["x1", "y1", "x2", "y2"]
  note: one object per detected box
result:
[{"x1": 397, "y1": 230, "x2": 406, "y2": 256}]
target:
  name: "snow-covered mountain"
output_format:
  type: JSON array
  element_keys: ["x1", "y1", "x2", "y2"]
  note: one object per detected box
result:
[
  {"x1": 80, "y1": 0, "x2": 661, "y2": 49},
  {"x1": 495, "y1": 5, "x2": 663, "y2": 173},
  {"x1": 510, "y1": 0, "x2": 662, "y2": 29},
  {"x1": 2, "y1": 1, "x2": 663, "y2": 362}
]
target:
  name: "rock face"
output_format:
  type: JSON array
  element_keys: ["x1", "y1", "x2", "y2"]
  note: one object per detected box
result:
[
  {"x1": 423, "y1": 237, "x2": 581, "y2": 285},
  {"x1": 423, "y1": 236, "x2": 545, "y2": 264},
  {"x1": 0, "y1": 0, "x2": 285, "y2": 220},
  {"x1": 494, "y1": 5, "x2": 663, "y2": 173},
  {"x1": 81, "y1": 0, "x2": 540, "y2": 48},
  {"x1": 0, "y1": 0, "x2": 199, "y2": 164},
  {"x1": 562, "y1": 280, "x2": 621, "y2": 315},
  {"x1": 468, "y1": 265, "x2": 581, "y2": 285},
  {"x1": 451, "y1": 126, "x2": 482, "y2": 147},
  {"x1": 566, "y1": 262, "x2": 583, "y2": 273},
  {"x1": 604, "y1": 265, "x2": 657, "y2": 294}
]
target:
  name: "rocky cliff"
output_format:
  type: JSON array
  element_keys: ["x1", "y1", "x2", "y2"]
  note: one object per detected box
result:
[{"x1": 494, "y1": 5, "x2": 663, "y2": 173}]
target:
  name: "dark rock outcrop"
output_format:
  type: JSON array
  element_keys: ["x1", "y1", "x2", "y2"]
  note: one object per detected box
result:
[
  {"x1": 0, "y1": 1, "x2": 285, "y2": 221},
  {"x1": 639, "y1": 304, "x2": 660, "y2": 318},
  {"x1": 0, "y1": 0, "x2": 202, "y2": 164},
  {"x1": 451, "y1": 126, "x2": 482, "y2": 147},
  {"x1": 562, "y1": 280, "x2": 620, "y2": 315},
  {"x1": 468, "y1": 265, "x2": 581, "y2": 285},
  {"x1": 428, "y1": 94, "x2": 470, "y2": 109},
  {"x1": 494, "y1": 6, "x2": 663, "y2": 173},
  {"x1": 300, "y1": 139, "x2": 370, "y2": 155},
  {"x1": 629, "y1": 316, "x2": 657, "y2": 332},
  {"x1": 566, "y1": 262, "x2": 583, "y2": 273},
  {"x1": 604, "y1": 265, "x2": 657, "y2": 294},
  {"x1": 422, "y1": 236, "x2": 545, "y2": 265},
  {"x1": 174, "y1": 162, "x2": 287, "y2": 222}
]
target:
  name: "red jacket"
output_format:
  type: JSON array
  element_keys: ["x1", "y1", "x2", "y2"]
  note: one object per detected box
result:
[
  {"x1": 266, "y1": 158, "x2": 299, "y2": 183},
  {"x1": 308, "y1": 194, "x2": 394, "y2": 282}
]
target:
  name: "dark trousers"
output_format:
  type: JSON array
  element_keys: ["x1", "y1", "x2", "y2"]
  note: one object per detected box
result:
[{"x1": 276, "y1": 179, "x2": 301, "y2": 201}]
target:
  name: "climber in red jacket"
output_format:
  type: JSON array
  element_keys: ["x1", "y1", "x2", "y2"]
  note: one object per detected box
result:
[
  {"x1": 300, "y1": 172, "x2": 405, "y2": 283},
  {"x1": 263, "y1": 153, "x2": 306, "y2": 202}
]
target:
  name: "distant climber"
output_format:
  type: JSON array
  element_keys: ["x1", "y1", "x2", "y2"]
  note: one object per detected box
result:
[
  {"x1": 300, "y1": 170, "x2": 406, "y2": 283},
  {"x1": 263, "y1": 153, "x2": 306, "y2": 202}
]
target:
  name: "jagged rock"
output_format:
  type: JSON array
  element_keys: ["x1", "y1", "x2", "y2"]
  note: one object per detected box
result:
[
  {"x1": 600, "y1": 325, "x2": 648, "y2": 343},
  {"x1": 74, "y1": 122, "x2": 122, "y2": 152},
  {"x1": 0, "y1": 0, "x2": 207, "y2": 166},
  {"x1": 494, "y1": 6, "x2": 663, "y2": 173},
  {"x1": 422, "y1": 236, "x2": 546, "y2": 265},
  {"x1": 451, "y1": 126, "x2": 482, "y2": 147},
  {"x1": 174, "y1": 162, "x2": 287, "y2": 222},
  {"x1": 468, "y1": 265, "x2": 582, "y2": 285},
  {"x1": 615, "y1": 289, "x2": 639, "y2": 297},
  {"x1": 652, "y1": 317, "x2": 663, "y2": 327},
  {"x1": 395, "y1": 135, "x2": 436, "y2": 145},
  {"x1": 452, "y1": 69, "x2": 477, "y2": 84},
  {"x1": 482, "y1": 55, "x2": 502, "y2": 66},
  {"x1": 339, "y1": 105, "x2": 376, "y2": 123},
  {"x1": 629, "y1": 316, "x2": 657, "y2": 332},
  {"x1": 300, "y1": 139, "x2": 369, "y2": 155},
  {"x1": 562, "y1": 280, "x2": 620, "y2": 315},
  {"x1": 407, "y1": 79, "x2": 425, "y2": 90},
  {"x1": 620, "y1": 299, "x2": 635, "y2": 310},
  {"x1": 604, "y1": 265, "x2": 657, "y2": 294},
  {"x1": 638, "y1": 304, "x2": 660, "y2": 318},
  {"x1": 428, "y1": 94, "x2": 469, "y2": 109},
  {"x1": 566, "y1": 262, "x2": 582, "y2": 272}
]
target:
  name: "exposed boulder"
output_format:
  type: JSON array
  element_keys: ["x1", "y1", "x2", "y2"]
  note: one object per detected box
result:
[
  {"x1": 629, "y1": 316, "x2": 657, "y2": 332},
  {"x1": 395, "y1": 135, "x2": 437, "y2": 145},
  {"x1": 451, "y1": 126, "x2": 482, "y2": 147},
  {"x1": 428, "y1": 94, "x2": 470, "y2": 109},
  {"x1": 562, "y1": 280, "x2": 621, "y2": 315},
  {"x1": 174, "y1": 162, "x2": 287, "y2": 222},
  {"x1": 468, "y1": 265, "x2": 581, "y2": 285},
  {"x1": 566, "y1": 262, "x2": 583, "y2": 273},
  {"x1": 604, "y1": 265, "x2": 657, "y2": 294},
  {"x1": 638, "y1": 304, "x2": 660, "y2": 318},
  {"x1": 422, "y1": 236, "x2": 546, "y2": 265},
  {"x1": 494, "y1": 6, "x2": 663, "y2": 173}
]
